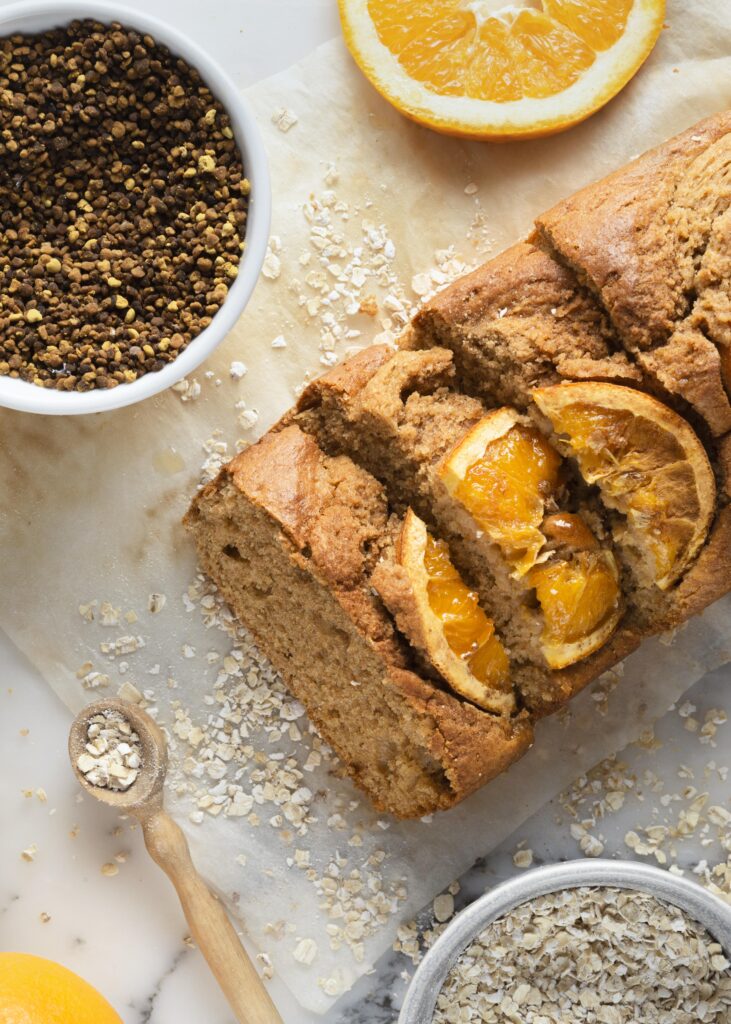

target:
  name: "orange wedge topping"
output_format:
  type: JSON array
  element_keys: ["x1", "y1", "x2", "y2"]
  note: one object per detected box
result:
[
  {"x1": 395, "y1": 510, "x2": 513, "y2": 713},
  {"x1": 338, "y1": 0, "x2": 665, "y2": 139},
  {"x1": 529, "y1": 547, "x2": 622, "y2": 669},
  {"x1": 533, "y1": 382, "x2": 716, "y2": 589},
  {"x1": 440, "y1": 409, "x2": 562, "y2": 577}
]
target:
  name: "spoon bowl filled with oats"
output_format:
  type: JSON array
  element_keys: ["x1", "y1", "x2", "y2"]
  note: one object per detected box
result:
[
  {"x1": 0, "y1": 1, "x2": 270, "y2": 415},
  {"x1": 400, "y1": 859, "x2": 731, "y2": 1024}
]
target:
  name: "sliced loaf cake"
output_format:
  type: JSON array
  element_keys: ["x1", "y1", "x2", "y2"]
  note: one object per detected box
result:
[{"x1": 184, "y1": 425, "x2": 533, "y2": 818}]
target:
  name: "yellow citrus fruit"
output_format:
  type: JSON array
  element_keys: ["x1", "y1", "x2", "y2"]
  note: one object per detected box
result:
[
  {"x1": 439, "y1": 408, "x2": 562, "y2": 577},
  {"x1": 0, "y1": 953, "x2": 121, "y2": 1024},
  {"x1": 338, "y1": 0, "x2": 666, "y2": 139},
  {"x1": 395, "y1": 509, "x2": 513, "y2": 713},
  {"x1": 532, "y1": 382, "x2": 716, "y2": 590}
]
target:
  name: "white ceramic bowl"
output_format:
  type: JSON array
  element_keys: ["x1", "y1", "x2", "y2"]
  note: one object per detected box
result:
[
  {"x1": 0, "y1": 0, "x2": 270, "y2": 415},
  {"x1": 400, "y1": 859, "x2": 731, "y2": 1023}
]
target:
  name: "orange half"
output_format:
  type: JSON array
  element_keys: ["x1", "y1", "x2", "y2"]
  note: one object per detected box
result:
[{"x1": 339, "y1": 0, "x2": 666, "y2": 139}]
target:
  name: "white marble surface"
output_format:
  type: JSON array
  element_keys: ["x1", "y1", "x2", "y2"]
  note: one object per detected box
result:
[{"x1": 1, "y1": 2, "x2": 730, "y2": 1022}]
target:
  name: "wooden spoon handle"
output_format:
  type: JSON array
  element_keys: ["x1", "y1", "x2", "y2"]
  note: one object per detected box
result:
[{"x1": 142, "y1": 809, "x2": 283, "y2": 1024}]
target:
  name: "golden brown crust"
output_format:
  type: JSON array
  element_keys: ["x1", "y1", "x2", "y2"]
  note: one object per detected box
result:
[
  {"x1": 390, "y1": 667, "x2": 533, "y2": 803},
  {"x1": 670, "y1": 507, "x2": 731, "y2": 625},
  {"x1": 297, "y1": 343, "x2": 394, "y2": 412},
  {"x1": 537, "y1": 111, "x2": 731, "y2": 350},
  {"x1": 537, "y1": 112, "x2": 731, "y2": 436},
  {"x1": 410, "y1": 239, "x2": 642, "y2": 410}
]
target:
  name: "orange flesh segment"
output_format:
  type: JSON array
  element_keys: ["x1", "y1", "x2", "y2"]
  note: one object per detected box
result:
[
  {"x1": 543, "y1": 0, "x2": 633, "y2": 50},
  {"x1": 545, "y1": 402, "x2": 692, "y2": 585},
  {"x1": 424, "y1": 534, "x2": 511, "y2": 691},
  {"x1": 454, "y1": 424, "x2": 562, "y2": 575},
  {"x1": 367, "y1": 0, "x2": 633, "y2": 100},
  {"x1": 530, "y1": 550, "x2": 621, "y2": 647}
]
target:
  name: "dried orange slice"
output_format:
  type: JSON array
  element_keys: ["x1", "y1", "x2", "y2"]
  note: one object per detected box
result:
[
  {"x1": 338, "y1": 0, "x2": 665, "y2": 140},
  {"x1": 533, "y1": 382, "x2": 716, "y2": 589},
  {"x1": 439, "y1": 408, "x2": 562, "y2": 576},
  {"x1": 530, "y1": 544, "x2": 622, "y2": 669},
  {"x1": 394, "y1": 509, "x2": 514, "y2": 713}
]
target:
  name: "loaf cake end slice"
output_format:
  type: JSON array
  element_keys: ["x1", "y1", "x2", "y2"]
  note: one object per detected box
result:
[
  {"x1": 536, "y1": 111, "x2": 731, "y2": 436},
  {"x1": 184, "y1": 425, "x2": 532, "y2": 818}
]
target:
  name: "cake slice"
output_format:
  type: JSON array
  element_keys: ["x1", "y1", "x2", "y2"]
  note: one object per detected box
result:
[
  {"x1": 536, "y1": 112, "x2": 731, "y2": 436},
  {"x1": 405, "y1": 240, "x2": 642, "y2": 410},
  {"x1": 184, "y1": 425, "x2": 532, "y2": 818}
]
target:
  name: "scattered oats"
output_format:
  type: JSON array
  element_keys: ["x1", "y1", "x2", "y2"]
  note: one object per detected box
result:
[
  {"x1": 513, "y1": 848, "x2": 534, "y2": 869},
  {"x1": 293, "y1": 937, "x2": 319, "y2": 965},
  {"x1": 172, "y1": 377, "x2": 201, "y2": 402},
  {"x1": 100, "y1": 634, "x2": 145, "y2": 658},
  {"x1": 464, "y1": 182, "x2": 478, "y2": 195},
  {"x1": 410, "y1": 273, "x2": 431, "y2": 297},
  {"x1": 433, "y1": 893, "x2": 454, "y2": 922},
  {"x1": 80, "y1": 670, "x2": 111, "y2": 691},
  {"x1": 271, "y1": 107, "x2": 298, "y2": 132},
  {"x1": 182, "y1": 644, "x2": 196, "y2": 659},
  {"x1": 39, "y1": 912, "x2": 51, "y2": 924},
  {"x1": 433, "y1": 887, "x2": 731, "y2": 1024},
  {"x1": 262, "y1": 249, "x2": 282, "y2": 280},
  {"x1": 117, "y1": 681, "x2": 145, "y2": 704},
  {"x1": 99, "y1": 602, "x2": 120, "y2": 626},
  {"x1": 238, "y1": 407, "x2": 260, "y2": 430},
  {"x1": 78, "y1": 601, "x2": 96, "y2": 622},
  {"x1": 21, "y1": 844, "x2": 37, "y2": 862},
  {"x1": 257, "y1": 952, "x2": 274, "y2": 980},
  {"x1": 101, "y1": 862, "x2": 119, "y2": 877},
  {"x1": 148, "y1": 592, "x2": 167, "y2": 614}
]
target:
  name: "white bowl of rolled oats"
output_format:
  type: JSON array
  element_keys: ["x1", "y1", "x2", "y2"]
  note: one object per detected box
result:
[{"x1": 400, "y1": 859, "x2": 731, "y2": 1024}]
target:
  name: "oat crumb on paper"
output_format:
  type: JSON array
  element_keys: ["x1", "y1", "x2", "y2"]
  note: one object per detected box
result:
[{"x1": 271, "y1": 107, "x2": 298, "y2": 132}]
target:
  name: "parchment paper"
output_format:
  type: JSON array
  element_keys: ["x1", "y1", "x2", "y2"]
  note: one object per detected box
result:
[{"x1": 1, "y1": 3, "x2": 731, "y2": 1012}]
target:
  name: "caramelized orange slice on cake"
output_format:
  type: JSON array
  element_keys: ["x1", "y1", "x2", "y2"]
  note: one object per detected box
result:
[
  {"x1": 338, "y1": 0, "x2": 665, "y2": 139},
  {"x1": 530, "y1": 513, "x2": 622, "y2": 669},
  {"x1": 439, "y1": 408, "x2": 562, "y2": 577},
  {"x1": 394, "y1": 510, "x2": 514, "y2": 713},
  {"x1": 533, "y1": 382, "x2": 716, "y2": 590}
]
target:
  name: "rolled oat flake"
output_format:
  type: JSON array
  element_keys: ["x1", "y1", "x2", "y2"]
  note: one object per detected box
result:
[
  {"x1": 433, "y1": 886, "x2": 731, "y2": 1023},
  {"x1": 77, "y1": 710, "x2": 142, "y2": 791}
]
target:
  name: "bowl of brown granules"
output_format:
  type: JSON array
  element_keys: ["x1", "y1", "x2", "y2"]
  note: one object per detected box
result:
[
  {"x1": 400, "y1": 859, "x2": 731, "y2": 1024},
  {"x1": 0, "y1": 1, "x2": 270, "y2": 414}
]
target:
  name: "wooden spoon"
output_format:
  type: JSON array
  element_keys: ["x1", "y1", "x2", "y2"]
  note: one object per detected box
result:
[{"x1": 69, "y1": 697, "x2": 283, "y2": 1024}]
